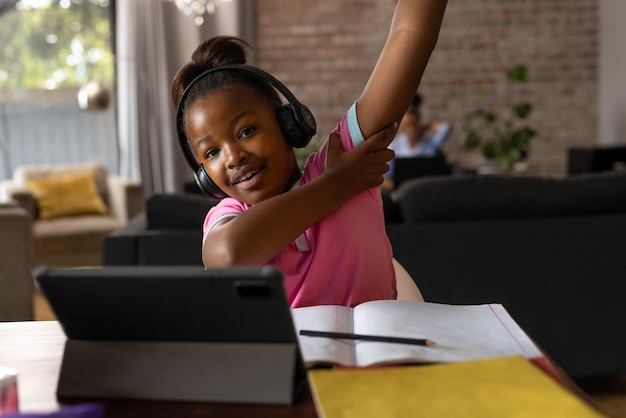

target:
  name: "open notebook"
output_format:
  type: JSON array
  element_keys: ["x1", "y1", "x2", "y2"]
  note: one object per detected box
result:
[{"x1": 292, "y1": 300, "x2": 544, "y2": 368}]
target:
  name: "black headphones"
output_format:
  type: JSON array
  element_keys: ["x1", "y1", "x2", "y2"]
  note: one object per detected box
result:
[{"x1": 176, "y1": 64, "x2": 317, "y2": 199}]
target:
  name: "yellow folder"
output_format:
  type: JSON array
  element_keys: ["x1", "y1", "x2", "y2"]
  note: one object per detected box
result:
[{"x1": 307, "y1": 356, "x2": 606, "y2": 418}]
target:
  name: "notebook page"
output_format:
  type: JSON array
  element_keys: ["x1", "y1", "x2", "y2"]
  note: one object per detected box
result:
[
  {"x1": 291, "y1": 305, "x2": 355, "y2": 368},
  {"x1": 352, "y1": 300, "x2": 543, "y2": 367}
]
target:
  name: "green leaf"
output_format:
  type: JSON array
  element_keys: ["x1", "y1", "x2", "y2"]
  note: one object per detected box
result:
[
  {"x1": 507, "y1": 65, "x2": 527, "y2": 83},
  {"x1": 482, "y1": 141, "x2": 497, "y2": 159},
  {"x1": 513, "y1": 103, "x2": 532, "y2": 119},
  {"x1": 465, "y1": 131, "x2": 481, "y2": 149},
  {"x1": 511, "y1": 126, "x2": 536, "y2": 144},
  {"x1": 474, "y1": 91, "x2": 487, "y2": 101},
  {"x1": 485, "y1": 112, "x2": 497, "y2": 123},
  {"x1": 498, "y1": 158, "x2": 514, "y2": 172}
]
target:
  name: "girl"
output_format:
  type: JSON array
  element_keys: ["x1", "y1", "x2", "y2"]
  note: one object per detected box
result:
[{"x1": 171, "y1": 0, "x2": 448, "y2": 307}]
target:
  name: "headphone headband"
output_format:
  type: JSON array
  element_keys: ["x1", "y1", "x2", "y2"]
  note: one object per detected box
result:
[{"x1": 175, "y1": 64, "x2": 317, "y2": 199}]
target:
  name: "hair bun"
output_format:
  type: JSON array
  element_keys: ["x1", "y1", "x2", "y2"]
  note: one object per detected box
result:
[
  {"x1": 191, "y1": 36, "x2": 250, "y2": 69},
  {"x1": 171, "y1": 36, "x2": 251, "y2": 108}
]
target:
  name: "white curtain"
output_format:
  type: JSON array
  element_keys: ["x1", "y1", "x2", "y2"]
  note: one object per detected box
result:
[{"x1": 116, "y1": 0, "x2": 174, "y2": 196}]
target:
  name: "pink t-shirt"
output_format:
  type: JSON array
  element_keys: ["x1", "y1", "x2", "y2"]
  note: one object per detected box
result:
[{"x1": 203, "y1": 105, "x2": 396, "y2": 307}]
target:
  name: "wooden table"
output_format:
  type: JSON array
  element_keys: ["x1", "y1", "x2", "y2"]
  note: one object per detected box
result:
[{"x1": 0, "y1": 321, "x2": 317, "y2": 418}]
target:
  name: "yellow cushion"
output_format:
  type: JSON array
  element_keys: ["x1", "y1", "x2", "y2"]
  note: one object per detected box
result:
[{"x1": 26, "y1": 172, "x2": 109, "y2": 219}]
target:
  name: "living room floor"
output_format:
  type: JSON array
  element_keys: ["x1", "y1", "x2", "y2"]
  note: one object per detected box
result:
[{"x1": 33, "y1": 293, "x2": 626, "y2": 417}]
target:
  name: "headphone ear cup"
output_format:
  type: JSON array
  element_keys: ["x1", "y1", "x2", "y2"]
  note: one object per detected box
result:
[
  {"x1": 196, "y1": 164, "x2": 228, "y2": 200},
  {"x1": 277, "y1": 104, "x2": 315, "y2": 148}
]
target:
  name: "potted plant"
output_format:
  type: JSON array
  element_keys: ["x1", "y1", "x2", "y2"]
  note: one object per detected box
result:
[{"x1": 461, "y1": 65, "x2": 536, "y2": 173}]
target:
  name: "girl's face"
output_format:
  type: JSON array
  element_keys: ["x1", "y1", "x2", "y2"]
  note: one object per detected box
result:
[{"x1": 185, "y1": 84, "x2": 299, "y2": 205}]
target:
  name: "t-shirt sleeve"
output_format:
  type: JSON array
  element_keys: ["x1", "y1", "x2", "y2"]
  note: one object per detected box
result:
[
  {"x1": 303, "y1": 102, "x2": 363, "y2": 177},
  {"x1": 346, "y1": 102, "x2": 365, "y2": 147},
  {"x1": 202, "y1": 198, "x2": 247, "y2": 246}
]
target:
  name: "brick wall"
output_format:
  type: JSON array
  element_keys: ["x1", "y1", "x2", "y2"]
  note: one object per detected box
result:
[{"x1": 255, "y1": 0, "x2": 598, "y2": 177}]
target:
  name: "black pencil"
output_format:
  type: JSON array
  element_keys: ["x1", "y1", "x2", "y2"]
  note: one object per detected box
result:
[{"x1": 299, "y1": 329, "x2": 436, "y2": 347}]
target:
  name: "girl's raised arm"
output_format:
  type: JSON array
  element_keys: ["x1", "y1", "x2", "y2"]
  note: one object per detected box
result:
[{"x1": 356, "y1": 0, "x2": 448, "y2": 139}]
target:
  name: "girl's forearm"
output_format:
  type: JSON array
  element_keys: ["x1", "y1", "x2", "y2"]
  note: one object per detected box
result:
[{"x1": 202, "y1": 171, "x2": 350, "y2": 267}]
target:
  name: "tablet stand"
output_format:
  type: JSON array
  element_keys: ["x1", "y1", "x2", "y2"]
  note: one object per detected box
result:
[{"x1": 56, "y1": 340, "x2": 302, "y2": 405}]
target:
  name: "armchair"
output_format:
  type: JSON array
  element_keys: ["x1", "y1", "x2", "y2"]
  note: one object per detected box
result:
[
  {"x1": 0, "y1": 162, "x2": 144, "y2": 268},
  {"x1": 0, "y1": 201, "x2": 34, "y2": 321}
]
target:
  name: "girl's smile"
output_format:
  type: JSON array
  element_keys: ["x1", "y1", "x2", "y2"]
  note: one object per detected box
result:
[
  {"x1": 185, "y1": 84, "x2": 299, "y2": 204},
  {"x1": 232, "y1": 166, "x2": 262, "y2": 188}
]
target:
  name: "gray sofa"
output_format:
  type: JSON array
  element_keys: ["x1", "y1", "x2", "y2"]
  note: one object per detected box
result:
[
  {"x1": 385, "y1": 171, "x2": 626, "y2": 378},
  {"x1": 102, "y1": 193, "x2": 219, "y2": 266},
  {"x1": 103, "y1": 171, "x2": 626, "y2": 378}
]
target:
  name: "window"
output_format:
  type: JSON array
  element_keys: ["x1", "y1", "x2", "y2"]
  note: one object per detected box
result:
[{"x1": 0, "y1": 0, "x2": 117, "y2": 180}]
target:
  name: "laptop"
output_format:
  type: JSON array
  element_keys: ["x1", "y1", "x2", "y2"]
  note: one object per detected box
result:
[
  {"x1": 34, "y1": 265, "x2": 305, "y2": 404},
  {"x1": 393, "y1": 154, "x2": 451, "y2": 189}
]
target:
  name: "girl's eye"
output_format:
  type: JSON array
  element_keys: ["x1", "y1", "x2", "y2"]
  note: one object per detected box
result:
[
  {"x1": 239, "y1": 126, "x2": 256, "y2": 138},
  {"x1": 205, "y1": 149, "x2": 219, "y2": 160}
]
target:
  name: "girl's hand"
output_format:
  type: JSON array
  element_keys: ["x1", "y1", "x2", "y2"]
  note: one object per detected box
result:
[{"x1": 325, "y1": 124, "x2": 398, "y2": 195}]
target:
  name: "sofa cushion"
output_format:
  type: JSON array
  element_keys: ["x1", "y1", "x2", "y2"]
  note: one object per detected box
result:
[
  {"x1": 137, "y1": 230, "x2": 204, "y2": 265},
  {"x1": 146, "y1": 193, "x2": 220, "y2": 230},
  {"x1": 14, "y1": 162, "x2": 109, "y2": 203},
  {"x1": 26, "y1": 172, "x2": 109, "y2": 219},
  {"x1": 33, "y1": 214, "x2": 121, "y2": 238},
  {"x1": 32, "y1": 215, "x2": 122, "y2": 268},
  {"x1": 395, "y1": 171, "x2": 626, "y2": 222}
]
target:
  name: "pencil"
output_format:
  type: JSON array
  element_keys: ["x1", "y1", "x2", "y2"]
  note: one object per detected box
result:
[{"x1": 299, "y1": 329, "x2": 436, "y2": 347}]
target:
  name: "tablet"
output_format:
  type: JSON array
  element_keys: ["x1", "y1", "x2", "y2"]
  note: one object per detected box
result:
[
  {"x1": 35, "y1": 265, "x2": 306, "y2": 404},
  {"x1": 35, "y1": 265, "x2": 297, "y2": 344}
]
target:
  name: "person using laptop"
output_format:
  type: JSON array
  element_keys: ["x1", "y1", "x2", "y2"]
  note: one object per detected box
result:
[
  {"x1": 171, "y1": 0, "x2": 448, "y2": 308},
  {"x1": 382, "y1": 93, "x2": 452, "y2": 190}
]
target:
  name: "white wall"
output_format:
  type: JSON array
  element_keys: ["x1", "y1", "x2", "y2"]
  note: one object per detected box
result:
[{"x1": 599, "y1": 0, "x2": 626, "y2": 145}]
